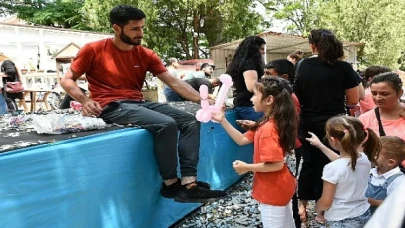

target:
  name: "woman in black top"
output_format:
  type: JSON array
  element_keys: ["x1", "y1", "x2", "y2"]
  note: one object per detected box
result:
[
  {"x1": 294, "y1": 29, "x2": 359, "y2": 221},
  {"x1": 1, "y1": 60, "x2": 24, "y2": 111},
  {"x1": 226, "y1": 36, "x2": 266, "y2": 121}
]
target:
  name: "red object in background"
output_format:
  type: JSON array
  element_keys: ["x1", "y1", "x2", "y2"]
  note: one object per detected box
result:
[
  {"x1": 70, "y1": 101, "x2": 82, "y2": 111},
  {"x1": 178, "y1": 59, "x2": 214, "y2": 71}
]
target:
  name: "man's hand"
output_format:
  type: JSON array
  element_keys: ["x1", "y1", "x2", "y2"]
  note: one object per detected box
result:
[
  {"x1": 82, "y1": 99, "x2": 103, "y2": 117},
  {"x1": 233, "y1": 160, "x2": 249, "y2": 175}
]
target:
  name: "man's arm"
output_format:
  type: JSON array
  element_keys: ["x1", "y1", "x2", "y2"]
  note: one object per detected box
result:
[
  {"x1": 157, "y1": 71, "x2": 200, "y2": 103},
  {"x1": 61, "y1": 69, "x2": 102, "y2": 116}
]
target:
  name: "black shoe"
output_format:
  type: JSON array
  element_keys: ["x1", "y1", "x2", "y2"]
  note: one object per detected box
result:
[
  {"x1": 196, "y1": 181, "x2": 211, "y2": 189},
  {"x1": 174, "y1": 182, "x2": 227, "y2": 203},
  {"x1": 160, "y1": 179, "x2": 181, "y2": 198},
  {"x1": 160, "y1": 180, "x2": 210, "y2": 198}
]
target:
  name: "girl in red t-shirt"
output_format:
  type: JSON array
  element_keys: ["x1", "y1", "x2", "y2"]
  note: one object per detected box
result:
[{"x1": 212, "y1": 76, "x2": 297, "y2": 228}]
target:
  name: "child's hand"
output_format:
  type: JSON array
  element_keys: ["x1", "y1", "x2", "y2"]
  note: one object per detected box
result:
[
  {"x1": 236, "y1": 120, "x2": 255, "y2": 130},
  {"x1": 314, "y1": 213, "x2": 326, "y2": 224},
  {"x1": 211, "y1": 111, "x2": 225, "y2": 123},
  {"x1": 306, "y1": 132, "x2": 322, "y2": 147},
  {"x1": 233, "y1": 160, "x2": 249, "y2": 175}
]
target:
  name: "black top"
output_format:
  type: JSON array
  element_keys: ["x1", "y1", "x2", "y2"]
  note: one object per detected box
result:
[
  {"x1": 295, "y1": 57, "x2": 358, "y2": 124},
  {"x1": 232, "y1": 59, "x2": 264, "y2": 107},
  {"x1": 185, "y1": 78, "x2": 214, "y2": 94},
  {"x1": 1, "y1": 60, "x2": 19, "y2": 83}
]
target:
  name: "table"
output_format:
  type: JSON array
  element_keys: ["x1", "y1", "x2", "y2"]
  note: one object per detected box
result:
[
  {"x1": 21, "y1": 88, "x2": 53, "y2": 112},
  {"x1": 0, "y1": 110, "x2": 253, "y2": 228}
]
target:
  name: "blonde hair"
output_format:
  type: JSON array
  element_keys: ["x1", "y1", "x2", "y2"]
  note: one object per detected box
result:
[
  {"x1": 325, "y1": 115, "x2": 381, "y2": 170},
  {"x1": 379, "y1": 136, "x2": 405, "y2": 165}
]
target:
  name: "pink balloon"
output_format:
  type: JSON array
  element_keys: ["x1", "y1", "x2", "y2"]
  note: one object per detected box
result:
[
  {"x1": 199, "y1": 85, "x2": 208, "y2": 99},
  {"x1": 214, "y1": 74, "x2": 233, "y2": 109},
  {"x1": 196, "y1": 74, "x2": 233, "y2": 123}
]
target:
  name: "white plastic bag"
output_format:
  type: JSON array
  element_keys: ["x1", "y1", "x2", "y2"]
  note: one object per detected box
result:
[{"x1": 32, "y1": 114, "x2": 106, "y2": 134}]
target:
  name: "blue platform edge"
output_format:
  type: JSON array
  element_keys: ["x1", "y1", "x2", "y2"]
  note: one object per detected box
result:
[{"x1": 0, "y1": 110, "x2": 253, "y2": 228}]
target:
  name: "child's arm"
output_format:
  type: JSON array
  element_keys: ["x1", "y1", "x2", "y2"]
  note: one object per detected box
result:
[
  {"x1": 212, "y1": 112, "x2": 252, "y2": 146},
  {"x1": 306, "y1": 132, "x2": 340, "y2": 161},
  {"x1": 315, "y1": 181, "x2": 336, "y2": 212},
  {"x1": 220, "y1": 119, "x2": 252, "y2": 145},
  {"x1": 233, "y1": 160, "x2": 284, "y2": 174},
  {"x1": 368, "y1": 198, "x2": 383, "y2": 207}
]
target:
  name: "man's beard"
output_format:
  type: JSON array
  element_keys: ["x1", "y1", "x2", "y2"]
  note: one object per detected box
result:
[{"x1": 120, "y1": 31, "x2": 142, "y2": 46}]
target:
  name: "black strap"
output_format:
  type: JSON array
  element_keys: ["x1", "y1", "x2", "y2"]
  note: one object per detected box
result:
[{"x1": 374, "y1": 108, "x2": 386, "y2": 136}]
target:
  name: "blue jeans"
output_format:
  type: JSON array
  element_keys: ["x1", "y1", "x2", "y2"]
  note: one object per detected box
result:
[
  {"x1": 234, "y1": 106, "x2": 263, "y2": 121},
  {"x1": 0, "y1": 93, "x2": 7, "y2": 115},
  {"x1": 327, "y1": 209, "x2": 371, "y2": 228},
  {"x1": 164, "y1": 86, "x2": 185, "y2": 102}
]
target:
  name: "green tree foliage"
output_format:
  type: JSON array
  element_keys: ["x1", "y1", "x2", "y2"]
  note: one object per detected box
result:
[
  {"x1": 316, "y1": 0, "x2": 405, "y2": 68},
  {"x1": 136, "y1": 0, "x2": 266, "y2": 59},
  {"x1": 4, "y1": 0, "x2": 88, "y2": 29},
  {"x1": 258, "y1": 0, "x2": 319, "y2": 36}
]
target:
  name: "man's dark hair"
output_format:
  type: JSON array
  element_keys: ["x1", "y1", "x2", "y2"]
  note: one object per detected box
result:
[
  {"x1": 110, "y1": 5, "x2": 146, "y2": 27},
  {"x1": 363, "y1": 66, "x2": 391, "y2": 87},
  {"x1": 200, "y1": 63, "x2": 214, "y2": 70},
  {"x1": 264, "y1": 59, "x2": 295, "y2": 85}
]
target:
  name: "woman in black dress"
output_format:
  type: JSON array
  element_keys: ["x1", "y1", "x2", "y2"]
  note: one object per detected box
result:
[{"x1": 294, "y1": 29, "x2": 360, "y2": 221}]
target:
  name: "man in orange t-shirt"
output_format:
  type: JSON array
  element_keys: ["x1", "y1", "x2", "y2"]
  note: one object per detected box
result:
[{"x1": 61, "y1": 5, "x2": 226, "y2": 203}]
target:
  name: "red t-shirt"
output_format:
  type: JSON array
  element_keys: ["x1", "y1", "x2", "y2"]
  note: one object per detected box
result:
[
  {"x1": 70, "y1": 38, "x2": 167, "y2": 107},
  {"x1": 292, "y1": 93, "x2": 302, "y2": 148},
  {"x1": 244, "y1": 120, "x2": 296, "y2": 206}
]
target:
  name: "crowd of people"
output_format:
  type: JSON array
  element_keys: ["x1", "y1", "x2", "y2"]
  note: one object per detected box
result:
[
  {"x1": 2, "y1": 4, "x2": 405, "y2": 228},
  {"x1": 218, "y1": 29, "x2": 405, "y2": 227}
]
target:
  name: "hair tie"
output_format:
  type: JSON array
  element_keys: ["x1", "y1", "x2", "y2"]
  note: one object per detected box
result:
[{"x1": 343, "y1": 129, "x2": 349, "y2": 133}]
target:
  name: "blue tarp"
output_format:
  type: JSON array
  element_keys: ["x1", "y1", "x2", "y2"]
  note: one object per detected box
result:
[{"x1": 0, "y1": 111, "x2": 253, "y2": 228}]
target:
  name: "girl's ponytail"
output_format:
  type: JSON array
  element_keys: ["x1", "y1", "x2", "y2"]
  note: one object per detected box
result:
[{"x1": 362, "y1": 128, "x2": 382, "y2": 163}]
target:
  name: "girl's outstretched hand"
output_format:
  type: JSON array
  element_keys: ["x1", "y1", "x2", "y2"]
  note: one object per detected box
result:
[
  {"x1": 236, "y1": 120, "x2": 255, "y2": 130},
  {"x1": 211, "y1": 111, "x2": 225, "y2": 123},
  {"x1": 306, "y1": 132, "x2": 322, "y2": 147},
  {"x1": 233, "y1": 160, "x2": 249, "y2": 175}
]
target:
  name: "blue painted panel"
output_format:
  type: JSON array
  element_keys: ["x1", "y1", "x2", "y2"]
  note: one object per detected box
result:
[{"x1": 0, "y1": 110, "x2": 253, "y2": 228}]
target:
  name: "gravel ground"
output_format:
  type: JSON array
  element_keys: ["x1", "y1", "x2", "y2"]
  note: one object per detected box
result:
[{"x1": 174, "y1": 154, "x2": 324, "y2": 228}]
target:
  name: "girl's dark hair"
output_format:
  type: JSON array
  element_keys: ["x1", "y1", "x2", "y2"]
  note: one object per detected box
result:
[
  {"x1": 363, "y1": 66, "x2": 391, "y2": 88},
  {"x1": 250, "y1": 76, "x2": 298, "y2": 154},
  {"x1": 226, "y1": 36, "x2": 266, "y2": 79},
  {"x1": 110, "y1": 5, "x2": 146, "y2": 27},
  {"x1": 325, "y1": 115, "x2": 381, "y2": 171},
  {"x1": 308, "y1": 29, "x2": 344, "y2": 65},
  {"x1": 370, "y1": 72, "x2": 403, "y2": 94},
  {"x1": 288, "y1": 50, "x2": 303, "y2": 62}
]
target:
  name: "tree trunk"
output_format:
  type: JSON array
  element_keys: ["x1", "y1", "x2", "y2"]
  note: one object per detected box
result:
[{"x1": 192, "y1": 10, "x2": 200, "y2": 59}]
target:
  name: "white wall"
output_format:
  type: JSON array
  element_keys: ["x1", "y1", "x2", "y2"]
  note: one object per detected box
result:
[{"x1": 0, "y1": 24, "x2": 112, "y2": 71}]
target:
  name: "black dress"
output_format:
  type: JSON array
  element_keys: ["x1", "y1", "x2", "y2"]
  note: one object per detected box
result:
[{"x1": 294, "y1": 57, "x2": 359, "y2": 200}]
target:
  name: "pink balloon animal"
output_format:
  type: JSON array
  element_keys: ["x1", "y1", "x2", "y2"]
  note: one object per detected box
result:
[{"x1": 196, "y1": 74, "x2": 233, "y2": 123}]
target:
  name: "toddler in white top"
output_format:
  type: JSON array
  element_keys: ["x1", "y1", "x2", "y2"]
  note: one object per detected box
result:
[
  {"x1": 306, "y1": 115, "x2": 380, "y2": 228},
  {"x1": 366, "y1": 136, "x2": 405, "y2": 213}
]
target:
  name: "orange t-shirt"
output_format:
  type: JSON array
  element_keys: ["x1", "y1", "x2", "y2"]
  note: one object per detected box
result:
[
  {"x1": 244, "y1": 120, "x2": 296, "y2": 206},
  {"x1": 359, "y1": 109, "x2": 405, "y2": 141},
  {"x1": 70, "y1": 38, "x2": 167, "y2": 107},
  {"x1": 359, "y1": 88, "x2": 376, "y2": 114}
]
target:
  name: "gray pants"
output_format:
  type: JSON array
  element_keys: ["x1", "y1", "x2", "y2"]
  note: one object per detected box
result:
[{"x1": 100, "y1": 100, "x2": 200, "y2": 180}]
